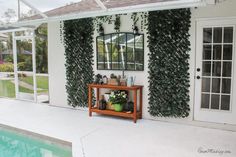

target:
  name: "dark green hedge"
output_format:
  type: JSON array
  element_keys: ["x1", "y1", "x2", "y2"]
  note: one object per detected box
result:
[
  {"x1": 147, "y1": 9, "x2": 191, "y2": 117},
  {"x1": 63, "y1": 18, "x2": 94, "y2": 107}
]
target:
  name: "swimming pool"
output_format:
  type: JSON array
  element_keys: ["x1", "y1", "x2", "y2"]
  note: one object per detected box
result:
[{"x1": 0, "y1": 126, "x2": 72, "y2": 157}]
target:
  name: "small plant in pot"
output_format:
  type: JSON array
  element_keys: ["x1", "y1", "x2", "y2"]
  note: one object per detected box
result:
[{"x1": 109, "y1": 91, "x2": 127, "y2": 112}]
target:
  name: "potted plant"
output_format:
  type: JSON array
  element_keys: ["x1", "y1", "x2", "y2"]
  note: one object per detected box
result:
[{"x1": 109, "y1": 91, "x2": 127, "y2": 112}]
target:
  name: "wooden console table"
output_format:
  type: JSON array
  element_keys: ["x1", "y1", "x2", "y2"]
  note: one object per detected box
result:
[{"x1": 88, "y1": 84, "x2": 143, "y2": 123}]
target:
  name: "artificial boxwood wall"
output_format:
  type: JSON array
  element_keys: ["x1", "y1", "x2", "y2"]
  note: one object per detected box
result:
[
  {"x1": 63, "y1": 18, "x2": 94, "y2": 107},
  {"x1": 147, "y1": 9, "x2": 191, "y2": 118}
]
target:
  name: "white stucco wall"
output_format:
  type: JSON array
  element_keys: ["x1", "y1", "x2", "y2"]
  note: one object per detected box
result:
[
  {"x1": 48, "y1": 21, "x2": 68, "y2": 108},
  {"x1": 47, "y1": 0, "x2": 236, "y2": 124}
]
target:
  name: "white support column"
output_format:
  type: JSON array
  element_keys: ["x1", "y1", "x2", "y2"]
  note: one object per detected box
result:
[
  {"x1": 12, "y1": 32, "x2": 19, "y2": 99},
  {"x1": 32, "y1": 31, "x2": 37, "y2": 102}
]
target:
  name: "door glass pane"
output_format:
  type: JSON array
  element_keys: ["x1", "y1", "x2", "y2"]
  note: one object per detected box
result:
[
  {"x1": 213, "y1": 45, "x2": 222, "y2": 60},
  {"x1": 203, "y1": 45, "x2": 211, "y2": 60},
  {"x1": 201, "y1": 27, "x2": 233, "y2": 111},
  {"x1": 202, "y1": 78, "x2": 210, "y2": 92},
  {"x1": 16, "y1": 40, "x2": 33, "y2": 72},
  {"x1": 223, "y1": 45, "x2": 233, "y2": 60},
  {"x1": 224, "y1": 27, "x2": 233, "y2": 43},
  {"x1": 222, "y1": 62, "x2": 232, "y2": 77},
  {"x1": 212, "y1": 78, "x2": 220, "y2": 93},
  {"x1": 36, "y1": 75, "x2": 49, "y2": 103},
  {"x1": 213, "y1": 27, "x2": 222, "y2": 43},
  {"x1": 203, "y1": 28, "x2": 212, "y2": 43},
  {"x1": 202, "y1": 61, "x2": 211, "y2": 76},
  {"x1": 212, "y1": 61, "x2": 221, "y2": 77},
  {"x1": 18, "y1": 72, "x2": 34, "y2": 101},
  {"x1": 201, "y1": 94, "x2": 210, "y2": 109},
  {"x1": 221, "y1": 95, "x2": 230, "y2": 110},
  {"x1": 222, "y1": 79, "x2": 231, "y2": 94},
  {"x1": 211, "y1": 94, "x2": 220, "y2": 109}
]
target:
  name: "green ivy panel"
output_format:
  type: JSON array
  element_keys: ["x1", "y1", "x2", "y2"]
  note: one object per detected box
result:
[
  {"x1": 63, "y1": 18, "x2": 94, "y2": 107},
  {"x1": 147, "y1": 9, "x2": 191, "y2": 117}
]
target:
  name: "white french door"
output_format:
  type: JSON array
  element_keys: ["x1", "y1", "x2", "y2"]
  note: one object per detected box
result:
[{"x1": 194, "y1": 19, "x2": 236, "y2": 125}]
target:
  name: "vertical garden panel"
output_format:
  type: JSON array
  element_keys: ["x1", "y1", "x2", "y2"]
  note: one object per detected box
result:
[
  {"x1": 147, "y1": 9, "x2": 191, "y2": 117},
  {"x1": 63, "y1": 18, "x2": 94, "y2": 107}
]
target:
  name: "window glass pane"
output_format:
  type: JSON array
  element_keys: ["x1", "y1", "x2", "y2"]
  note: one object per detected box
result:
[
  {"x1": 111, "y1": 34, "x2": 119, "y2": 70},
  {"x1": 0, "y1": 73, "x2": 15, "y2": 98},
  {"x1": 201, "y1": 94, "x2": 210, "y2": 109},
  {"x1": 118, "y1": 33, "x2": 126, "y2": 70},
  {"x1": 202, "y1": 78, "x2": 210, "y2": 92},
  {"x1": 212, "y1": 61, "x2": 221, "y2": 77},
  {"x1": 213, "y1": 27, "x2": 222, "y2": 43},
  {"x1": 223, "y1": 45, "x2": 233, "y2": 60},
  {"x1": 211, "y1": 94, "x2": 220, "y2": 109},
  {"x1": 224, "y1": 27, "x2": 233, "y2": 43},
  {"x1": 97, "y1": 36, "x2": 104, "y2": 70},
  {"x1": 126, "y1": 34, "x2": 135, "y2": 70},
  {"x1": 104, "y1": 35, "x2": 112, "y2": 70},
  {"x1": 203, "y1": 28, "x2": 212, "y2": 43},
  {"x1": 212, "y1": 78, "x2": 220, "y2": 93},
  {"x1": 222, "y1": 79, "x2": 231, "y2": 94},
  {"x1": 203, "y1": 45, "x2": 211, "y2": 60},
  {"x1": 202, "y1": 61, "x2": 211, "y2": 76},
  {"x1": 213, "y1": 45, "x2": 221, "y2": 60},
  {"x1": 221, "y1": 95, "x2": 230, "y2": 111},
  {"x1": 135, "y1": 34, "x2": 144, "y2": 70},
  {"x1": 222, "y1": 62, "x2": 232, "y2": 77}
]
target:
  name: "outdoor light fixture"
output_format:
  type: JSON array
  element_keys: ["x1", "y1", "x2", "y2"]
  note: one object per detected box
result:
[
  {"x1": 99, "y1": 24, "x2": 104, "y2": 36},
  {"x1": 133, "y1": 26, "x2": 139, "y2": 35}
]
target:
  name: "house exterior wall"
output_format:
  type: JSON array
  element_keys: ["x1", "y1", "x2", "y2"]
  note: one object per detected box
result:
[
  {"x1": 48, "y1": 22, "x2": 68, "y2": 108},
  {"x1": 47, "y1": 0, "x2": 236, "y2": 126}
]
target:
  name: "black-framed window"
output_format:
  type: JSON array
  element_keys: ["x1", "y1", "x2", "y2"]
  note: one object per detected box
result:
[{"x1": 96, "y1": 32, "x2": 144, "y2": 71}]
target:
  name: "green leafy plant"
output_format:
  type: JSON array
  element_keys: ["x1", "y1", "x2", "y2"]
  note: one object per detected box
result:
[
  {"x1": 63, "y1": 18, "x2": 94, "y2": 107},
  {"x1": 114, "y1": 15, "x2": 121, "y2": 32},
  {"x1": 147, "y1": 9, "x2": 191, "y2": 118},
  {"x1": 0, "y1": 63, "x2": 14, "y2": 72},
  {"x1": 109, "y1": 91, "x2": 128, "y2": 104}
]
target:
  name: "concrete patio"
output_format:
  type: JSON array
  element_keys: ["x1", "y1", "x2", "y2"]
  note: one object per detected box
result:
[{"x1": 0, "y1": 98, "x2": 235, "y2": 157}]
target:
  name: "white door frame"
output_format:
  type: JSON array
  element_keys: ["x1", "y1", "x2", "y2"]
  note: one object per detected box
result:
[
  {"x1": 194, "y1": 18, "x2": 236, "y2": 125},
  {"x1": 12, "y1": 30, "x2": 37, "y2": 102}
]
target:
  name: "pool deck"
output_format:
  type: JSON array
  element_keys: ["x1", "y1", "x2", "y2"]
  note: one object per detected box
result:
[{"x1": 0, "y1": 99, "x2": 236, "y2": 157}]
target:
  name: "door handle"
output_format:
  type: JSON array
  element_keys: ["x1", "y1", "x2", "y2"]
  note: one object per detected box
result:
[
  {"x1": 197, "y1": 68, "x2": 201, "y2": 72},
  {"x1": 196, "y1": 76, "x2": 201, "y2": 79}
]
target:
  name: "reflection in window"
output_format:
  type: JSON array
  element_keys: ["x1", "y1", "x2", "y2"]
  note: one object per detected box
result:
[{"x1": 97, "y1": 33, "x2": 144, "y2": 71}]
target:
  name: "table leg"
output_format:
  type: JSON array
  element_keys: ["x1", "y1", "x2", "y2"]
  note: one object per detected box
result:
[
  {"x1": 96, "y1": 88, "x2": 100, "y2": 108},
  {"x1": 139, "y1": 88, "x2": 143, "y2": 119},
  {"x1": 88, "y1": 86, "x2": 92, "y2": 117},
  {"x1": 133, "y1": 89, "x2": 137, "y2": 123}
]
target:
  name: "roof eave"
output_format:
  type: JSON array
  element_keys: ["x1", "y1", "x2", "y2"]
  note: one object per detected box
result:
[{"x1": 0, "y1": 0, "x2": 206, "y2": 30}]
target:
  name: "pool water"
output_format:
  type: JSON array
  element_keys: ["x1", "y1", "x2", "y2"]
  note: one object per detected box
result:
[{"x1": 0, "y1": 128, "x2": 72, "y2": 157}]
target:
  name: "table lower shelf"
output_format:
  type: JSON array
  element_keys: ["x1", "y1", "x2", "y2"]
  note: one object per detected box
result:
[{"x1": 91, "y1": 108, "x2": 141, "y2": 119}]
